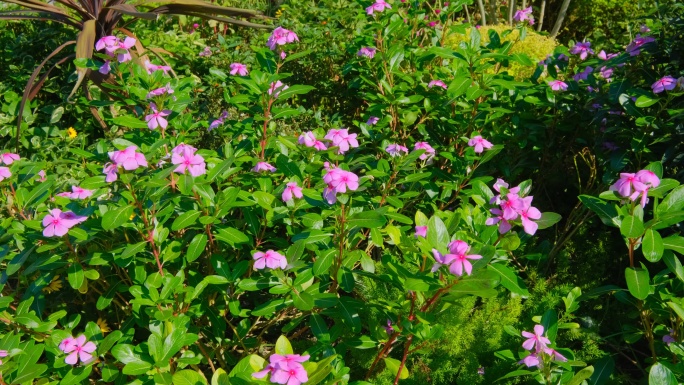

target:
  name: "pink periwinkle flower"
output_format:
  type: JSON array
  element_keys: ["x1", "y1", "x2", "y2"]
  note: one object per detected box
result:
[
  {"x1": 490, "y1": 178, "x2": 520, "y2": 205},
  {"x1": 103, "y1": 163, "x2": 118, "y2": 183},
  {"x1": 626, "y1": 35, "x2": 656, "y2": 56},
  {"x1": 95, "y1": 36, "x2": 119, "y2": 53},
  {"x1": 145, "y1": 103, "x2": 171, "y2": 130},
  {"x1": 485, "y1": 208, "x2": 511, "y2": 234},
  {"x1": 414, "y1": 142, "x2": 435, "y2": 160},
  {"x1": 253, "y1": 250, "x2": 287, "y2": 270},
  {"x1": 209, "y1": 111, "x2": 229, "y2": 131},
  {"x1": 652, "y1": 76, "x2": 677, "y2": 94},
  {"x1": 513, "y1": 6, "x2": 532, "y2": 23},
  {"x1": 268, "y1": 80, "x2": 290, "y2": 98},
  {"x1": 172, "y1": 147, "x2": 206, "y2": 177},
  {"x1": 572, "y1": 66, "x2": 593, "y2": 82},
  {"x1": 0, "y1": 167, "x2": 11, "y2": 182},
  {"x1": 172, "y1": 143, "x2": 197, "y2": 155},
  {"x1": 324, "y1": 128, "x2": 359, "y2": 154},
  {"x1": 519, "y1": 353, "x2": 541, "y2": 368},
  {"x1": 543, "y1": 347, "x2": 567, "y2": 362},
  {"x1": 609, "y1": 171, "x2": 660, "y2": 207},
  {"x1": 267, "y1": 27, "x2": 299, "y2": 50},
  {"x1": 282, "y1": 182, "x2": 303, "y2": 202},
  {"x1": 519, "y1": 196, "x2": 542, "y2": 235},
  {"x1": 254, "y1": 353, "x2": 310, "y2": 385},
  {"x1": 109, "y1": 146, "x2": 148, "y2": 171},
  {"x1": 146, "y1": 83, "x2": 174, "y2": 99},
  {"x1": 145, "y1": 61, "x2": 172, "y2": 75},
  {"x1": 599, "y1": 66, "x2": 614, "y2": 80},
  {"x1": 69, "y1": 186, "x2": 94, "y2": 200},
  {"x1": 414, "y1": 225, "x2": 427, "y2": 238},
  {"x1": 323, "y1": 168, "x2": 359, "y2": 194},
  {"x1": 98, "y1": 60, "x2": 111, "y2": 75},
  {"x1": 467, "y1": 135, "x2": 493, "y2": 154},
  {"x1": 548, "y1": 79, "x2": 568, "y2": 91},
  {"x1": 297, "y1": 131, "x2": 328, "y2": 150},
  {"x1": 428, "y1": 79, "x2": 447, "y2": 89},
  {"x1": 0, "y1": 152, "x2": 20, "y2": 165},
  {"x1": 446, "y1": 240, "x2": 482, "y2": 276},
  {"x1": 358, "y1": 47, "x2": 377, "y2": 58},
  {"x1": 366, "y1": 116, "x2": 380, "y2": 125},
  {"x1": 230, "y1": 62, "x2": 249, "y2": 76},
  {"x1": 385, "y1": 143, "x2": 409, "y2": 157},
  {"x1": 37, "y1": 170, "x2": 46, "y2": 182},
  {"x1": 59, "y1": 335, "x2": 96, "y2": 365},
  {"x1": 252, "y1": 162, "x2": 277, "y2": 173},
  {"x1": 569, "y1": 41, "x2": 594, "y2": 60},
  {"x1": 664, "y1": 329, "x2": 676, "y2": 345},
  {"x1": 0, "y1": 349, "x2": 7, "y2": 365},
  {"x1": 42, "y1": 208, "x2": 85, "y2": 237},
  {"x1": 522, "y1": 325, "x2": 551, "y2": 352},
  {"x1": 366, "y1": 0, "x2": 392, "y2": 15}
]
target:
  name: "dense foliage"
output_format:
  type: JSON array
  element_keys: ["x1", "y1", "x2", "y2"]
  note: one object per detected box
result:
[{"x1": 1, "y1": 0, "x2": 683, "y2": 384}]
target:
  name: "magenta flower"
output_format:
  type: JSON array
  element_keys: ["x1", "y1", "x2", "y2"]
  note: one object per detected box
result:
[
  {"x1": 548, "y1": 79, "x2": 568, "y2": 91},
  {"x1": 172, "y1": 147, "x2": 206, "y2": 177},
  {"x1": 268, "y1": 80, "x2": 290, "y2": 98},
  {"x1": 254, "y1": 353, "x2": 310, "y2": 385},
  {"x1": 253, "y1": 250, "x2": 287, "y2": 270},
  {"x1": 146, "y1": 83, "x2": 174, "y2": 99},
  {"x1": 144, "y1": 61, "x2": 171, "y2": 75},
  {"x1": 0, "y1": 167, "x2": 11, "y2": 182},
  {"x1": 385, "y1": 143, "x2": 409, "y2": 157},
  {"x1": 522, "y1": 325, "x2": 550, "y2": 352},
  {"x1": 513, "y1": 6, "x2": 532, "y2": 22},
  {"x1": 485, "y1": 208, "x2": 512, "y2": 234},
  {"x1": 431, "y1": 249, "x2": 456, "y2": 272},
  {"x1": 209, "y1": 111, "x2": 229, "y2": 131},
  {"x1": 467, "y1": 135, "x2": 493, "y2": 153},
  {"x1": 145, "y1": 103, "x2": 171, "y2": 130},
  {"x1": 609, "y1": 172, "x2": 647, "y2": 199},
  {"x1": 282, "y1": 182, "x2": 303, "y2": 202},
  {"x1": 323, "y1": 186, "x2": 338, "y2": 204},
  {"x1": 324, "y1": 128, "x2": 359, "y2": 154},
  {"x1": 543, "y1": 347, "x2": 567, "y2": 362},
  {"x1": 252, "y1": 364, "x2": 278, "y2": 380},
  {"x1": 59, "y1": 335, "x2": 96, "y2": 365},
  {"x1": 490, "y1": 178, "x2": 520, "y2": 205},
  {"x1": 95, "y1": 35, "x2": 118, "y2": 53},
  {"x1": 0, "y1": 349, "x2": 7, "y2": 365},
  {"x1": 500, "y1": 193, "x2": 524, "y2": 220},
  {"x1": 298, "y1": 131, "x2": 318, "y2": 147},
  {"x1": 0, "y1": 152, "x2": 20, "y2": 165},
  {"x1": 99, "y1": 60, "x2": 111, "y2": 75},
  {"x1": 446, "y1": 240, "x2": 482, "y2": 276},
  {"x1": 413, "y1": 142, "x2": 436, "y2": 160},
  {"x1": 103, "y1": 163, "x2": 118, "y2": 183},
  {"x1": 172, "y1": 143, "x2": 197, "y2": 155},
  {"x1": 110, "y1": 146, "x2": 147, "y2": 171},
  {"x1": 366, "y1": 116, "x2": 379, "y2": 125},
  {"x1": 519, "y1": 353, "x2": 541, "y2": 368},
  {"x1": 428, "y1": 79, "x2": 447, "y2": 89},
  {"x1": 599, "y1": 66, "x2": 614, "y2": 80},
  {"x1": 366, "y1": 0, "x2": 392, "y2": 15},
  {"x1": 626, "y1": 35, "x2": 655, "y2": 56},
  {"x1": 323, "y1": 168, "x2": 359, "y2": 194},
  {"x1": 252, "y1": 162, "x2": 277, "y2": 173},
  {"x1": 69, "y1": 186, "x2": 94, "y2": 200},
  {"x1": 358, "y1": 47, "x2": 377, "y2": 58},
  {"x1": 652, "y1": 76, "x2": 677, "y2": 94},
  {"x1": 42, "y1": 208, "x2": 84, "y2": 237},
  {"x1": 569, "y1": 41, "x2": 594, "y2": 60},
  {"x1": 230, "y1": 62, "x2": 249, "y2": 76},
  {"x1": 56, "y1": 192, "x2": 73, "y2": 198},
  {"x1": 267, "y1": 27, "x2": 299, "y2": 50},
  {"x1": 414, "y1": 225, "x2": 427, "y2": 238},
  {"x1": 572, "y1": 66, "x2": 593, "y2": 82},
  {"x1": 115, "y1": 37, "x2": 136, "y2": 63},
  {"x1": 519, "y1": 196, "x2": 542, "y2": 235},
  {"x1": 37, "y1": 170, "x2": 46, "y2": 182}
]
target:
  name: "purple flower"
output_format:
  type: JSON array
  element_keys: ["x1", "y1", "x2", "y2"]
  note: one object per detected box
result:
[
  {"x1": 146, "y1": 83, "x2": 174, "y2": 99},
  {"x1": 652, "y1": 76, "x2": 677, "y2": 94},
  {"x1": 428, "y1": 79, "x2": 447, "y2": 89},
  {"x1": 626, "y1": 35, "x2": 655, "y2": 56},
  {"x1": 230, "y1": 62, "x2": 248, "y2": 76},
  {"x1": 209, "y1": 111, "x2": 229, "y2": 131},
  {"x1": 253, "y1": 250, "x2": 287, "y2": 270},
  {"x1": 467, "y1": 135, "x2": 493, "y2": 153},
  {"x1": 267, "y1": 27, "x2": 299, "y2": 50},
  {"x1": 252, "y1": 162, "x2": 277, "y2": 173},
  {"x1": 282, "y1": 182, "x2": 303, "y2": 202},
  {"x1": 513, "y1": 6, "x2": 533, "y2": 23},
  {"x1": 144, "y1": 61, "x2": 171, "y2": 75},
  {"x1": 385, "y1": 143, "x2": 409, "y2": 157},
  {"x1": 599, "y1": 66, "x2": 614, "y2": 80},
  {"x1": 383, "y1": 319, "x2": 395, "y2": 334},
  {"x1": 569, "y1": 41, "x2": 594, "y2": 60},
  {"x1": 414, "y1": 226, "x2": 427, "y2": 238},
  {"x1": 548, "y1": 80, "x2": 568, "y2": 91},
  {"x1": 172, "y1": 147, "x2": 206, "y2": 177},
  {"x1": 366, "y1": 116, "x2": 379, "y2": 125},
  {"x1": 640, "y1": 24, "x2": 651, "y2": 33},
  {"x1": 664, "y1": 329, "x2": 676, "y2": 345},
  {"x1": 145, "y1": 103, "x2": 171, "y2": 130},
  {"x1": 414, "y1": 141, "x2": 435, "y2": 160},
  {"x1": 366, "y1": 0, "x2": 391, "y2": 15},
  {"x1": 572, "y1": 66, "x2": 593, "y2": 82},
  {"x1": 358, "y1": 47, "x2": 377, "y2": 58}
]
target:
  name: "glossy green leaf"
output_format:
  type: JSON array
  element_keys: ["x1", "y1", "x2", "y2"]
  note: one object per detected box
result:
[{"x1": 625, "y1": 266, "x2": 650, "y2": 300}]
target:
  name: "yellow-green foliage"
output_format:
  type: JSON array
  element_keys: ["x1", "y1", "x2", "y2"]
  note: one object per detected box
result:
[{"x1": 444, "y1": 25, "x2": 557, "y2": 80}]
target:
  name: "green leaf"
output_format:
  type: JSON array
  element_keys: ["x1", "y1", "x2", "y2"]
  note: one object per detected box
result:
[
  {"x1": 579, "y1": 195, "x2": 620, "y2": 227},
  {"x1": 620, "y1": 215, "x2": 644, "y2": 238},
  {"x1": 214, "y1": 227, "x2": 249, "y2": 245},
  {"x1": 172, "y1": 210, "x2": 201, "y2": 231},
  {"x1": 172, "y1": 369, "x2": 208, "y2": 385},
  {"x1": 642, "y1": 229, "x2": 664, "y2": 262},
  {"x1": 566, "y1": 366, "x2": 594, "y2": 385},
  {"x1": 112, "y1": 115, "x2": 149, "y2": 129},
  {"x1": 495, "y1": 370, "x2": 534, "y2": 381},
  {"x1": 663, "y1": 251, "x2": 684, "y2": 283},
  {"x1": 162, "y1": 329, "x2": 196, "y2": 362},
  {"x1": 211, "y1": 368, "x2": 230, "y2": 385},
  {"x1": 625, "y1": 266, "x2": 650, "y2": 300},
  {"x1": 383, "y1": 357, "x2": 409, "y2": 380},
  {"x1": 313, "y1": 249, "x2": 336, "y2": 276},
  {"x1": 649, "y1": 363, "x2": 677, "y2": 385},
  {"x1": 635, "y1": 95, "x2": 659, "y2": 108},
  {"x1": 427, "y1": 215, "x2": 449, "y2": 250},
  {"x1": 186, "y1": 234, "x2": 208, "y2": 263},
  {"x1": 67, "y1": 263, "x2": 84, "y2": 290},
  {"x1": 102, "y1": 206, "x2": 134, "y2": 230},
  {"x1": 24, "y1": 180, "x2": 53, "y2": 207},
  {"x1": 120, "y1": 242, "x2": 147, "y2": 260},
  {"x1": 293, "y1": 292, "x2": 315, "y2": 311},
  {"x1": 346, "y1": 211, "x2": 387, "y2": 229},
  {"x1": 535, "y1": 212, "x2": 562, "y2": 230},
  {"x1": 657, "y1": 185, "x2": 684, "y2": 215},
  {"x1": 488, "y1": 264, "x2": 530, "y2": 296},
  {"x1": 667, "y1": 302, "x2": 684, "y2": 321},
  {"x1": 588, "y1": 356, "x2": 614, "y2": 385},
  {"x1": 275, "y1": 335, "x2": 293, "y2": 355},
  {"x1": 663, "y1": 236, "x2": 684, "y2": 255}
]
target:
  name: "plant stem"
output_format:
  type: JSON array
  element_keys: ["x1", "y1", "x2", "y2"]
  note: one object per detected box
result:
[{"x1": 393, "y1": 335, "x2": 413, "y2": 385}]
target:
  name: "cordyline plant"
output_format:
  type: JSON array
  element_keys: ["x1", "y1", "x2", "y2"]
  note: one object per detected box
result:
[{"x1": 0, "y1": 0, "x2": 272, "y2": 151}]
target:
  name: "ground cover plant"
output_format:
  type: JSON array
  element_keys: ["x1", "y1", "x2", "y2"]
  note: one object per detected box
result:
[{"x1": 1, "y1": 0, "x2": 684, "y2": 384}]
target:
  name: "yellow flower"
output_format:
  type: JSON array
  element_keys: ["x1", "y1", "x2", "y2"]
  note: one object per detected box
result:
[
  {"x1": 97, "y1": 318, "x2": 111, "y2": 334},
  {"x1": 275, "y1": 9, "x2": 283, "y2": 18},
  {"x1": 67, "y1": 127, "x2": 77, "y2": 139},
  {"x1": 42, "y1": 275, "x2": 63, "y2": 294},
  {"x1": 129, "y1": 213, "x2": 136, "y2": 220}
]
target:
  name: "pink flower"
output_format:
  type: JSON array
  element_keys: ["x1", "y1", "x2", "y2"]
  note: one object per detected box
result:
[
  {"x1": 519, "y1": 196, "x2": 542, "y2": 235},
  {"x1": 209, "y1": 111, "x2": 229, "y2": 131},
  {"x1": 115, "y1": 37, "x2": 136, "y2": 63},
  {"x1": 609, "y1": 172, "x2": 647, "y2": 199},
  {"x1": 62, "y1": 211, "x2": 88, "y2": 224},
  {"x1": 146, "y1": 83, "x2": 174, "y2": 99},
  {"x1": 522, "y1": 325, "x2": 550, "y2": 352},
  {"x1": 199, "y1": 46, "x2": 212, "y2": 57},
  {"x1": 172, "y1": 143, "x2": 197, "y2": 155},
  {"x1": 597, "y1": 50, "x2": 618, "y2": 61},
  {"x1": 267, "y1": 27, "x2": 299, "y2": 50},
  {"x1": 60, "y1": 335, "x2": 96, "y2": 365},
  {"x1": 254, "y1": 354, "x2": 310, "y2": 385},
  {"x1": 230, "y1": 62, "x2": 249, "y2": 76},
  {"x1": 385, "y1": 143, "x2": 409, "y2": 157},
  {"x1": 358, "y1": 47, "x2": 377, "y2": 58},
  {"x1": 414, "y1": 142, "x2": 435, "y2": 160},
  {"x1": 513, "y1": 6, "x2": 532, "y2": 22},
  {"x1": 144, "y1": 61, "x2": 171, "y2": 75},
  {"x1": 519, "y1": 353, "x2": 540, "y2": 368},
  {"x1": 298, "y1": 131, "x2": 317, "y2": 147},
  {"x1": 652, "y1": 76, "x2": 677, "y2": 94},
  {"x1": 366, "y1": 0, "x2": 392, "y2": 15},
  {"x1": 110, "y1": 146, "x2": 148, "y2": 171},
  {"x1": 626, "y1": 35, "x2": 655, "y2": 56},
  {"x1": 0, "y1": 167, "x2": 11, "y2": 182},
  {"x1": 572, "y1": 66, "x2": 593, "y2": 82},
  {"x1": 500, "y1": 193, "x2": 524, "y2": 220},
  {"x1": 428, "y1": 79, "x2": 447, "y2": 89},
  {"x1": 271, "y1": 354, "x2": 310, "y2": 371},
  {"x1": 103, "y1": 163, "x2": 118, "y2": 183},
  {"x1": 42, "y1": 208, "x2": 84, "y2": 237},
  {"x1": 252, "y1": 162, "x2": 277, "y2": 173},
  {"x1": 0, "y1": 349, "x2": 8, "y2": 365},
  {"x1": 467, "y1": 135, "x2": 493, "y2": 153},
  {"x1": 95, "y1": 36, "x2": 119, "y2": 53},
  {"x1": 253, "y1": 364, "x2": 278, "y2": 380},
  {"x1": 548, "y1": 79, "x2": 568, "y2": 91},
  {"x1": 415, "y1": 226, "x2": 427, "y2": 238},
  {"x1": 323, "y1": 186, "x2": 337, "y2": 204},
  {"x1": 0, "y1": 153, "x2": 20, "y2": 165},
  {"x1": 446, "y1": 240, "x2": 482, "y2": 276},
  {"x1": 69, "y1": 186, "x2": 94, "y2": 200},
  {"x1": 324, "y1": 128, "x2": 359, "y2": 154},
  {"x1": 57, "y1": 192, "x2": 73, "y2": 198},
  {"x1": 145, "y1": 103, "x2": 171, "y2": 130},
  {"x1": 280, "y1": 51, "x2": 287, "y2": 60},
  {"x1": 253, "y1": 250, "x2": 287, "y2": 270},
  {"x1": 98, "y1": 60, "x2": 111, "y2": 75},
  {"x1": 323, "y1": 168, "x2": 359, "y2": 194},
  {"x1": 37, "y1": 170, "x2": 46, "y2": 182},
  {"x1": 599, "y1": 66, "x2": 614, "y2": 80},
  {"x1": 268, "y1": 81, "x2": 289, "y2": 98},
  {"x1": 490, "y1": 178, "x2": 519, "y2": 205},
  {"x1": 431, "y1": 249, "x2": 456, "y2": 272},
  {"x1": 485, "y1": 208, "x2": 512, "y2": 234},
  {"x1": 172, "y1": 147, "x2": 206, "y2": 177},
  {"x1": 366, "y1": 116, "x2": 379, "y2": 125},
  {"x1": 282, "y1": 182, "x2": 303, "y2": 202},
  {"x1": 569, "y1": 41, "x2": 594, "y2": 60},
  {"x1": 543, "y1": 347, "x2": 567, "y2": 362}
]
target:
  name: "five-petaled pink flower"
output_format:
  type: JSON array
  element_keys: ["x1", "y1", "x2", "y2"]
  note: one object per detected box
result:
[
  {"x1": 548, "y1": 80, "x2": 568, "y2": 91},
  {"x1": 146, "y1": 83, "x2": 174, "y2": 99},
  {"x1": 652, "y1": 76, "x2": 677, "y2": 94},
  {"x1": 414, "y1": 226, "x2": 427, "y2": 238},
  {"x1": 69, "y1": 186, "x2": 94, "y2": 200},
  {"x1": 366, "y1": 116, "x2": 380, "y2": 125},
  {"x1": 467, "y1": 135, "x2": 493, "y2": 153},
  {"x1": 252, "y1": 162, "x2": 277, "y2": 173},
  {"x1": 103, "y1": 163, "x2": 118, "y2": 183},
  {"x1": 282, "y1": 182, "x2": 304, "y2": 202},
  {"x1": 299, "y1": 131, "x2": 327, "y2": 150},
  {"x1": 522, "y1": 325, "x2": 550, "y2": 352},
  {"x1": 0, "y1": 153, "x2": 20, "y2": 165},
  {"x1": 110, "y1": 146, "x2": 148, "y2": 171},
  {"x1": 513, "y1": 6, "x2": 533, "y2": 23},
  {"x1": 145, "y1": 103, "x2": 171, "y2": 130},
  {"x1": 268, "y1": 81, "x2": 290, "y2": 98},
  {"x1": 518, "y1": 196, "x2": 542, "y2": 235},
  {"x1": 626, "y1": 35, "x2": 655, "y2": 56},
  {"x1": 323, "y1": 167, "x2": 359, "y2": 194},
  {"x1": 0, "y1": 167, "x2": 10, "y2": 182},
  {"x1": 386, "y1": 144, "x2": 409, "y2": 157},
  {"x1": 42, "y1": 209, "x2": 85, "y2": 237},
  {"x1": 172, "y1": 146, "x2": 206, "y2": 177},
  {"x1": 267, "y1": 27, "x2": 299, "y2": 50},
  {"x1": 446, "y1": 240, "x2": 482, "y2": 276},
  {"x1": 610, "y1": 169, "x2": 660, "y2": 207},
  {"x1": 428, "y1": 79, "x2": 447, "y2": 89},
  {"x1": 253, "y1": 250, "x2": 288, "y2": 270},
  {"x1": 230, "y1": 62, "x2": 249, "y2": 76},
  {"x1": 358, "y1": 47, "x2": 377, "y2": 58},
  {"x1": 324, "y1": 128, "x2": 359, "y2": 154},
  {"x1": 254, "y1": 353, "x2": 310, "y2": 385},
  {"x1": 414, "y1": 142, "x2": 436, "y2": 160},
  {"x1": 59, "y1": 335, "x2": 97, "y2": 366},
  {"x1": 144, "y1": 61, "x2": 172, "y2": 75},
  {"x1": 366, "y1": 0, "x2": 392, "y2": 15},
  {"x1": 569, "y1": 41, "x2": 594, "y2": 60}
]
